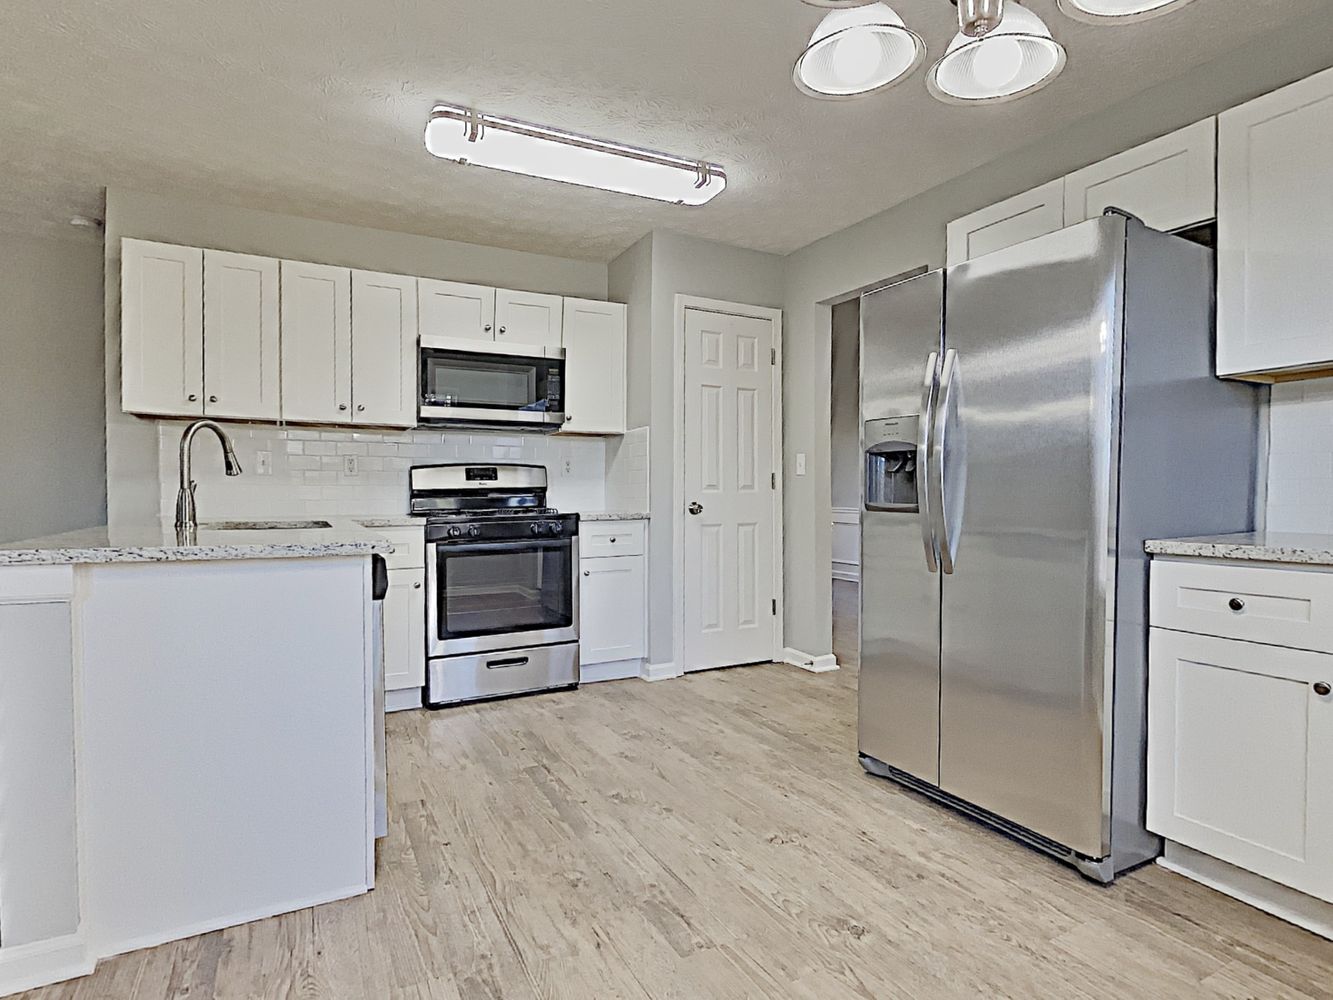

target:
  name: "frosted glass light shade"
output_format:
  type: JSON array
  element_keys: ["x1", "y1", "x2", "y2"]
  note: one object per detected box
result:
[
  {"x1": 424, "y1": 105, "x2": 726, "y2": 205},
  {"x1": 794, "y1": 3, "x2": 925, "y2": 99},
  {"x1": 1057, "y1": 0, "x2": 1197, "y2": 22},
  {"x1": 927, "y1": 2, "x2": 1066, "y2": 104}
]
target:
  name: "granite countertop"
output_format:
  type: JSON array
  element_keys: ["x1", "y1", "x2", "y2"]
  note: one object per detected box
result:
[
  {"x1": 580, "y1": 511, "x2": 650, "y2": 522},
  {"x1": 0, "y1": 520, "x2": 394, "y2": 567},
  {"x1": 1145, "y1": 532, "x2": 1333, "y2": 567}
]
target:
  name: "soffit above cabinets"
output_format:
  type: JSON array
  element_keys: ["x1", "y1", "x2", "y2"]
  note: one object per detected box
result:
[{"x1": 0, "y1": 0, "x2": 1327, "y2": 258}]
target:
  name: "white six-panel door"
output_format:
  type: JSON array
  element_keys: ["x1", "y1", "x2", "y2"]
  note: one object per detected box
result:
[
  {"x1": 280, "y1": 260, "x2": 353, "y2": 424},
  {"x1": 202, "y1": 250, "x2": 281, "y2": 421},
  {"x1": 351, "y1": 270, "x2": 417, "y2": 427},
  {"x1": 682, "y1": 308, "x2": 777, "y2": 671}
]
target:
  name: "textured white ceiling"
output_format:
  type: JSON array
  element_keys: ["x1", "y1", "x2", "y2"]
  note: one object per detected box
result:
[{"x1": 0, "y1": 0, "x2": 1323, "y2": 259}]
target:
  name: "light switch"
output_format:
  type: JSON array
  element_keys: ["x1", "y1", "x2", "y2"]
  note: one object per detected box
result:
[
  {"x1": 796, "y1": 452, "x2": 807, "y2": 476},
  {"x1": 255, "y1": 451, "x2": 272, "y2": 476}
]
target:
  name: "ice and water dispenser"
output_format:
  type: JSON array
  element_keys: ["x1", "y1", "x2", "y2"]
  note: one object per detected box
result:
[{"x1": 864, "y1": 415, "x2": 919, "y2": 513}]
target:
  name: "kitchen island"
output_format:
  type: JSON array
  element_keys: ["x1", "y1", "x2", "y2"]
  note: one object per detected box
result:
[{"x1": 0, "y1": 523, "x2": 391, "y2": 996}]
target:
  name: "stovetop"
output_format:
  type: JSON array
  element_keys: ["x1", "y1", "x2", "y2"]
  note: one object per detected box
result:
[{"x1": 422, "y1": 506, "x2": 560, "y2": 523}]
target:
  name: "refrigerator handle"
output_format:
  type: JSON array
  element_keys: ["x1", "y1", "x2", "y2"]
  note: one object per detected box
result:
[
  {"x1": 917, "y1": 351, "x2": 940, "y2": 574},
  {"x1": 930, "y1": 348, "x2": 961, "y2": 575}
]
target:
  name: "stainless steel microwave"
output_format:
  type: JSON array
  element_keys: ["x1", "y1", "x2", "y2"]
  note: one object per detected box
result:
[{"x1": 418, "y1": 339, "x2": 566, "y2": 431}]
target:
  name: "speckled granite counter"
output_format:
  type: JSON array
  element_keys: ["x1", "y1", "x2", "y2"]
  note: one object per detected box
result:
[
  {"x1": 1146, "y1": 532, "x2": 1333, "y2": 567},
  {"x1": 580, "y1": 511, "x2": 650, "y2": 522},
  {"x1": 0, "y1": 521, "x2": 393, "y2": 566}
]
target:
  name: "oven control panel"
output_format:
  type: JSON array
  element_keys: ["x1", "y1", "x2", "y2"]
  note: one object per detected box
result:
[{"x1": 425, "y1": 513, "x2": 579, "y2": 544}]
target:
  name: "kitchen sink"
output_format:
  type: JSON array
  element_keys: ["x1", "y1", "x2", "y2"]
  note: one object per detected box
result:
[{"x1": 205, "y1": 520, "x2": 334, "y2": 530}]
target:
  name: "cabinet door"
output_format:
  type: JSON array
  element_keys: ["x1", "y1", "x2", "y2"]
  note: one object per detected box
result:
[
  {"x1": 121, "y1": 238, "x2": 204, "y2": 416},
  {"x1": 945, "y1": 179, "x2": 1065, "y2": 266},
  {"x1": 384, "y1": 568, "x2": 426, "y2": 692},
  {"x1": 280, "y1": 261, "x2": 353, "y2": 424},
  {"x1": 579, "y1": 556, "x2": 646, "y2": 664},
  {"x1": 1147, "y1": 628, "x2": 1333, "y2": 902},
  {"x1": 561, "y1": 299, "x2": 626, "y2": 435},
  {"x1": 1064, "y1": 118, "x2": 1216, "y2": 232},
  {"x1": 1218, "y1": 67, "x2": 1333, "y2": 378},
  {"x1": 352, "y1": 270, "x2": 417, "y2": 427},
  {"x1": 418, "y1": 279, "x2": 495, "y2": 343},
  {"x1": 496, "y1": 289, "x2": 563, "y2": 350},
  {"x1": 203, "y1": 250, "x2": 281, "y2": 421}
]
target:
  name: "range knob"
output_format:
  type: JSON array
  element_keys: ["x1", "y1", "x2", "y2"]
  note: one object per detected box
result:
[
  {"x1": 549, "y1": 521, "x2": 563, "y2": 535},
  {"x1": 530, "y1": 523, "x2": 543, "y2": 536},
  {"x1": 468, "y1": 525, "x2": 481, "y2": 538},
  {"x1": 447, "y1": 525, "x2": 463, "y2": 539}
]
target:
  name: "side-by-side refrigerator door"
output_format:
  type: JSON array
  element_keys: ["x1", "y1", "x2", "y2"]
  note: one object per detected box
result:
[
  {"x1": 936, "y1": 216, "x2": 1126, "y2": 860},
  {"x1": 858, "y1": 270, "x2": 944, "y2": 785}
]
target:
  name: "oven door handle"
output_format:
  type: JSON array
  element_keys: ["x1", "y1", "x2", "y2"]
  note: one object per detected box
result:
[{"x1": 428, "y1": 539, "x2": 572, "y2": 554}]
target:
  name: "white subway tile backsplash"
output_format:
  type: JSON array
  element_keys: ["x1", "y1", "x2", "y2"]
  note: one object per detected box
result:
[{"x1": 1267, "y1": 381, "x2": 1333, "y2": 534}]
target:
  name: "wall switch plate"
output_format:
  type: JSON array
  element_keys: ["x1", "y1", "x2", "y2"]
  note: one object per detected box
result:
[
  {"x1": 343, "y1": 456, "x2": 359, "y2": 476},
  {"x1": 255, "y1": 451, "x2": 272, "y2": 476},
  {"x1": 796, "y1": 452, "x2": 807, "y2": 476}
]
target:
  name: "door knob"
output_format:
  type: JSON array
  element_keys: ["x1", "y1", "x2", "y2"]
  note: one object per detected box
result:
[
  {"x1": 688, "y1": 502, "x2": 703, "y2": 515},
  {"x1": 1315, "y1": 682, "x2": 1331, "y2": 697}
]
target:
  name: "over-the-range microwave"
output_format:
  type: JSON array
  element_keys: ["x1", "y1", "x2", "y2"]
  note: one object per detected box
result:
[{"x1": 418, "y1": 337, "x2": 566, "y2": 431}]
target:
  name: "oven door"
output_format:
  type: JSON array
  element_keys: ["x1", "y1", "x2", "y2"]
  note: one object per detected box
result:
[
  {"x1": 426, "y1": 537, "x2": 578, "y2": 657},
  {"x1": 419, "y1": 346, "x2": 565, "y2": 429}
]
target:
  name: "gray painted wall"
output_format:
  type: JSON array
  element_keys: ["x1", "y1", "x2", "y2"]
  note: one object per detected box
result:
[
  {"x1": 829, "y1": 300, "x2": 860, "y2": 512},
  {"x1": 103, "y1": 188, "x2": 609, "y2": 527},
  {"x1": 610, "y1": 229, "x2": 784, "y2": 668},
  {"x1": 780, "y1": 19, "x2": 1333, "y2": 659},
  {"x1": 0, "y1": 231, "x2": 106, "y2": 542}
]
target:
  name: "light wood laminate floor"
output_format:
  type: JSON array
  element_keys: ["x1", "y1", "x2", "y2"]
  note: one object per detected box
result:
[{"x1": 23, "y1": 612, "x2": 1333, "y2": 998}]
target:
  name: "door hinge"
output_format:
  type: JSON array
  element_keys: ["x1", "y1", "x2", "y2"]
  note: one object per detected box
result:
[
  {"x1": 770, "y1": 347, "x2": 777, "y2": 366},
  {"x1": 771, "y1": 472, "x2": 776, "y2": 490},
  {"x1": 772, "y1": 598, "x2": 778, "y2": 616}
]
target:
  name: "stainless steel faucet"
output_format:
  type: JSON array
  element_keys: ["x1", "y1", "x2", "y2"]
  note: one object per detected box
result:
[{"x1": 175, "y1": 420, "x2": 242, "y2": 532}]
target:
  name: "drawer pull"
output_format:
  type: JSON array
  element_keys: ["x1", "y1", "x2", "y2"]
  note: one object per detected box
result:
[
  {"x1": 1227, "y1": 597, "x2": 1246, "y2": 613},
  {"x1": 1315, "y1": 682, "x2": 1331, "y2": 697},
  {"x1": 486, "y1": 656, "x2": 529, "y2": 670},
  {"x1": 583, "y1": 570, "x2": 590, "y2": 577},
  {"x1": 609, "y1": 537, "x2": 617, "y2": 543}
]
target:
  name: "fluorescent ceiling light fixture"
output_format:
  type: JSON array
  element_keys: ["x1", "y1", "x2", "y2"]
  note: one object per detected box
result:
[
  {"x1": 794, "y1": 2, "x2": 925, "y2": 99},
  {"x1": 927, "y1": 1, "x2": 1066, "y2": 104},
  {"x1": 423, "y1": 105, "x2": 726, "y2": 206},
  {"x1": 1057, "y1": 0, "x2": 1197, "y2": 22}
]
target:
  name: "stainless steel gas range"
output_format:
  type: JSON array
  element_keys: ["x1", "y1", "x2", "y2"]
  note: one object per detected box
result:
[{"x1": 409, "y1": 464, "x2": 579, "y2": 707}]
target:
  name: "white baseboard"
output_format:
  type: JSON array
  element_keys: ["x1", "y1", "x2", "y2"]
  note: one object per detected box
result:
[
  {"x1": 0, "y1": 932, "x2": 94, "y2": 997},
  {"x1": 1159, "y1": 841, "x2": 1333, "y2": 941},
  {"x1": 782, "y1": 648, "x2": 839, "y2": 673},
  {"x1": 831, "y1": 561, "x2": 860, "y2": 583},
  {"x1": 385, "y1": 687, "x2": 422, "y2": 712},
  {"x1": 581, "y1": 659, "x2": 643, "y2": 683},
  {"x1": 641, "y1": 661, "x2": 683, "y2": 682}
]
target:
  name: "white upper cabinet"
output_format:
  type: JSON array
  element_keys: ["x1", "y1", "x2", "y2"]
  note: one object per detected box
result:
[
  {"x1": 418, "y1": 279, "x2": 494, "y2": 344},
  {"x1": 202, "y1": 250, "x2": 281, "y2": 421},
  {"x1": 496, "y1": 289, "x2": 563, "y2": 350},
  {"x1": 121, "y1": 239, "x2": 204, "y2": 417},
  {"x1": 946, "y1": 179, "x2": 1066, "y2": 266},
  {"x1": 1217, "y1": 66, "x2": 1333, "y2": 379},
  {"x1": 1064, "y1": 119, "x2": 1216, "y2": 232},
  {"x1": 561, "y1": 298, "x2": 626, "y2": 435},
  {"x1": 280, "y1": 261, "x2": 352, "y2": 424},
  {"x1": 351, "y1": 270, "x2": 418, "y2": 427}
]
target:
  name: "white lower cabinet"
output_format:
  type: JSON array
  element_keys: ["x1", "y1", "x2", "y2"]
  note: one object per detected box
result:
[
  {"x1": 383, "y1": 567, "x2": 425, "y2": 695},
  {"x1": 579, "y1": 521, "x2": 647, "y2": 677},
  {"x1": 1148, "y1": 558, "x2": 1333, "y2": 908}
]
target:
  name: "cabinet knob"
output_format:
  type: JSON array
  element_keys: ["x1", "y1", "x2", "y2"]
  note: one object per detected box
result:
[
  {"x1": 339, "y1": 403, "x2": 348, "y2": 411},
  {"x1": 357, "y1": 404, "x2": 365, "y2": 412},
  {"x1": 609, "y1": 537, "x2": 617, "y2": 543},
  {"x1": 1227, "y1": 597, "x2": 1245, "y2": 613},
  {"x1": 583, "y1": 570, "x2": 590, "y2": 577},
  {"x1": 565, "y1": 414, "x2": 574, "y2": 423},
  {"x1": 413, "y1": 582, "x2": 422, "y2": 590},
  {"x1": 208, "y1": 395, "x2": 218, "y2": 403},
  {"x1": 1315, "y1": 682, "x2": 1331, "y2": 697},
  {"x1": 498, "y1": 325, "x2": 506, "y2": 335},
  {"x1": 187, "y1": 393, "x2": 198, "y2": 402},
  {"x1": 483, "y1": 323, "x2": 492, "y2": 332}
]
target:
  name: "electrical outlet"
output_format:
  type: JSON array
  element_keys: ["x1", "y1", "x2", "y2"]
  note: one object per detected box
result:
[
  {"x1": 563, "y1": 459, "x2": 572, "y2": 475},
  {"x1": 255, "y1": 450, "x2": 272, "y2": 476},
  {"x1": 343, "y1": 455, "x2": 359, "y2": 476}
]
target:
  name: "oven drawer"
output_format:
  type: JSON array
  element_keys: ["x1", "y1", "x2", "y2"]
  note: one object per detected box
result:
[
  {"x1": 1150, "y1": 559, "x2": 1333, "y2": 653},
  {"x1": 580, "y1": 521, "x2": 645, "y2": 559},
  {"x1": 426, "y1": 643, "x2": 579, "y2": 706}
]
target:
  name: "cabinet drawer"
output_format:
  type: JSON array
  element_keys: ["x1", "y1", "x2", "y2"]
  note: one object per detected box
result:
[
  {"x1": 580, "y1": 521, "x2": 645, "y2": 559},
  {"x1": 1151, "y1": 559, "x2": 1333, "y2": 653}
]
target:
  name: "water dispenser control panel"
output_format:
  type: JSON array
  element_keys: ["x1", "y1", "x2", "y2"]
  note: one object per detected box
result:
[{"x1": 864, "y1": 415, "x2": 920, "y2": 513}]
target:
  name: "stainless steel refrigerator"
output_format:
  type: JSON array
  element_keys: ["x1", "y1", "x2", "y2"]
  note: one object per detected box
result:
[{"x1": 858, "y1": 214, "x2": 1263, "y2": 882}]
